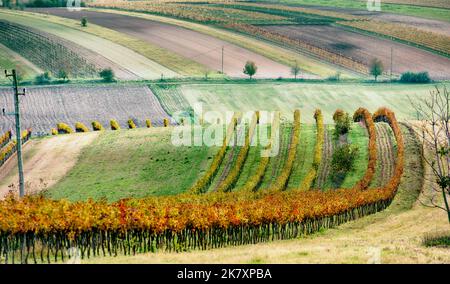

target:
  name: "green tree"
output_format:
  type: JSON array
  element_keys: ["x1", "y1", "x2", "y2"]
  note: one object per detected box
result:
[
  {"x1": 370, "y1": 58, "x2": 384, "y2": 81},
  {"x1": 81, "y1": 17, "x2": 88, "y2": 27},
  {"x1": 331, "y1": 144, "x2": 359, "y2": 184},
  {"x1": 99, "y1": 68, "x2": 115, "y2": 82},
  {"x1": 291, "y1": 61, "x2": 300, "y2": 79},
  {"x1": 243, "y1": 61, "x2": 257, "y2": 79},
  {"x1": 35, "y1": 71, "x2": 51, "y2": 85},
  {"x1": 57, "y1": 70, "x2": 69, "y2": 82},
  {"x1": 333, "y1": 109, "x2": 352, "y2": 138}
]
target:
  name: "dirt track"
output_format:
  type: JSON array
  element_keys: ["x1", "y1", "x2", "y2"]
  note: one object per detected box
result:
[
  {"x1": 0, "y1": 133, "x2": 98, "y2": 198},
  {"x1": 0, "y1": 84, "x2": 171, "y2": 134},
  {"x1": 264, "y1": 25, "x2": 450, "y2": 80},
  {"x1": 30, "y1": 8, "x2": 292, "y2": 79}
]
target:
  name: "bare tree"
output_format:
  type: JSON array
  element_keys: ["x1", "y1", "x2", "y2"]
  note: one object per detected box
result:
[{"x1": 410, "y1": 86, "x2": 450, "y2": 224}]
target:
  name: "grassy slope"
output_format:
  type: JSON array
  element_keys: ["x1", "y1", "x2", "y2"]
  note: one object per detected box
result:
[
  {"x1": 85, "y1": 124, "x2": 449, "y2": 264},
  {"x1": 273, "y1": 0, "x2": 450, "y2": 22},
  {"x1": 180, "y1": 82, "x2": 450, "y2": 124},
  {"x1": 0, "y1": 10, "x2": 181, "y2": 79},
  {"x1": 90, "y1": 8, "x2": 350, "y2": 78},
  {"x1": 340, "y1": 123, "x2": 369, "y2": 188},
  {"x1": 47, "y1": 128, "x2": 218, "y2": 202},
  {"x1": 0, "y1": 43, "x2": 40, "y2": 83},
  {"x1": 287, "y1": 124, "x2": 316, "y2": 188}
]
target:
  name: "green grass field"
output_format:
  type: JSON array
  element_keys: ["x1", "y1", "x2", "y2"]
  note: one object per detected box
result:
[
  {"x1": 90, "y1": 8, "x2": 350, "y2": 78},
  {"x1": 287, "y1": 124, "x2": 316, "y2": 188},
  {"x1": 179, "y1": 82, "x2": 449, "y2": 123},
  {"x1": 46, "y1": 128, "x2": 218, "y2": 202},
  {"x1": 0, "y1": 43, "x2": 40, "y2": 83}
]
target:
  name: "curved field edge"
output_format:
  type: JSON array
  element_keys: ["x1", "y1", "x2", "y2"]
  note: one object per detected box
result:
[
  {"x1": 0, "y1": 9, "x2": 196, "y2": 78},
  {"x1": 87, "y1": 8, "x2": 351, "y2": 78},
  {"x1": 45, "y1": 128, "x2": 219, "y2": 202},
  {"x1": 0, "y1": 43, "x2": 41, "y2": 83},
  {"x1": 85, "y1": 123, "x2": 430, "y2": 264}
]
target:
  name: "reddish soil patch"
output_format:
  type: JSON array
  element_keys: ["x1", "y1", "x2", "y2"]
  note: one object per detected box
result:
[
  {"x1": 30, "y1": 8, "x2": 292, "y2": 79},
  {"x1": 263, "y1": 25, "x2": 450, "y2": 80},
  {"x1": 0, "y1": 85, "x2": 171, "y2": 134}
]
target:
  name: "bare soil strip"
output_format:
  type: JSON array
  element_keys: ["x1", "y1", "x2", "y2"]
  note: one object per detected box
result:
[
  {"x1": 0, "y1": 85, "x2": 171, "y2": 134},
  {"x1": 33, "y1": 9, "x2": 293, "y2": 79},
  {"x1": 0, "y1": 133, "x2": 98, "y2": 199},
  {"x1": 375, "y1": 123, "x2": 396, "y2": 187},
  {"x1": 315, "y1": 126, "x2": 333, "y2": 189},
  {"x1": 263, "y1": 25, "x2": 450, "y2": 80},
  {"x1": 297, "y1": 4, "x2": 450, "y2": 36}
]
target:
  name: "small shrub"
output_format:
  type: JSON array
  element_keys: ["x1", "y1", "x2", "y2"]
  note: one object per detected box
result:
[
  {"x1": 146, "y1": 119, "x2": 152, "y2": 128},
  {"x1": 56, "y1": 123, "x2": 74, "y2": 134},
  {"x1": 81, "y1": 17, "x2": 88, "y2": 27},
  {"x1": 423, "y1": 232, "x2": 450, "y2": 247},
  {"x1": 57, "y1": 70, "x2": 69, "y2": 82},
  {"x1": 163, "y1": 118, "x2": 169, "y2": 127},
  {"x1": 110, "y1": 120, "x2": 120, "y2": 130},
  {"x1": 75, "y1": 122, "x2": 89, "y2": 133},
  {"x1": 92, "y1": 121, "x2": 104, "y2": 131},
  {"x1": 333, "y1": 109, "x2": 352, "y2": 138},
  {"x1": 99, "y1": 68, "x2": 115, "y2": 82},
  {"x1": 331, "y1": 144, "x2": 359, "y2": 183},
  {"x1": 400, "y1": 72, "x2": 431, "y2": 83},
  {"x1": 51, "y1": 128, "x2": 58, "y2": 135},
  {"x1": 128, "y1": 119, "x2": 137, "y2": 129},
  {"x1": 35, "y1": 71, "x2": 51, "y2": 85}
]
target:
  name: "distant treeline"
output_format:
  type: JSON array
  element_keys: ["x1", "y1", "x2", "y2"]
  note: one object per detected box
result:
[{"x1": 2, "y1": 0, "x2": 86, "y2": 8}]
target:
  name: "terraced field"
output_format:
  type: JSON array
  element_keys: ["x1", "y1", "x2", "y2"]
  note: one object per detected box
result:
[
  {"x1": 31, "y1": 8, "x2": 293, "y2": 79},
  {"x1": 0, "y1": 84, "x2": 171, "y2": 134},
  {"x1": 0, "y1": 9, "x2": 177, "y2": 80},
  {"x1": 263, "y1": 25, "x2": 450, "y2": 80}
]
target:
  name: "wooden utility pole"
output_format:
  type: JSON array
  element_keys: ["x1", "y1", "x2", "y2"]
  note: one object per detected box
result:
[
  {"x1": 221, "y1": 46, "x2": 224, "y2": 74},
  {"x1": 5, "y1": 69, "x2": 25, "y2": 197},
  {"x1": 390, "y1": 47, "x2": 393, "y2": 81}
]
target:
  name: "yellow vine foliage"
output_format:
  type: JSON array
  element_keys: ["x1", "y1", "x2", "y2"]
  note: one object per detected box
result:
[
  {"x1": 92, "y1": 121, "x2": 104, "y2": 131},
  {"x1": 110, "y1": 120, "x2": 121, "y2": 130},
  {"x1": 56, "y1": 123, "x2": 74, "y2": 134},
  {"x1": 189, "y1": 114, "x2": 239, "y2": 194},
  {"x1": 75, "y1": 122, "x2": 89, "y2": 133},
  {"x1": 146, "y1": 119, "x2": 152, "y2": 128},
  {"x1": 216, "y1": 114, "x2": 258, "y2": 192},
  {"x1": 0, "y1": 130, "x2": 12, "y2": 148},
  {"x1": 240, "y1": 111, "x2": 279, "y2": 192},
  {"x1": 128, "y1": 119, "x2": 137, "y2": 129},
  {"x1": 268, "y1": 109, "x2": 301, "y2": 191}
]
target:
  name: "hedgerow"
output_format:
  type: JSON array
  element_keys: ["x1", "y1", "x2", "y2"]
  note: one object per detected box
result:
[
  {"x1": 189, "y1": 115, "x2": 238, "y2": 194},
  {"x1": 352, "y1": 108, "x2": 377, "y2": 190},
  {"x1": 0, "y1": 130, "x2": 12, "y2": 149},
  {"x1": 240, "y1": 112, "x2": 280, "y2": 192},
  {"x1": 0, "y1": 129, "x2": 32, "y2": 168},
  {"x1": 217, "y1": 115, "x2": 258, "y2": 192},
  {"x1": 299, "y1": 109, "x2": 324, "y2": 190},
  {"x1": 0, "y1": 108, "x2": 404, "y2": 263},
  {"x1": 268, "y1": 109, "x2": 301, "y2": 191}
]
